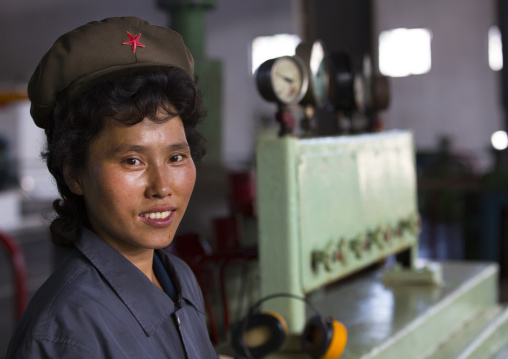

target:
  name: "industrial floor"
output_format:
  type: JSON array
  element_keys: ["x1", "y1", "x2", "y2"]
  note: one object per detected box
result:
[{"x1": 1, "y1": 218, "x2": 507, "y2": 358}]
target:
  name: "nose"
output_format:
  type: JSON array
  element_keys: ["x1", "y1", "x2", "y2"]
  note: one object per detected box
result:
[{"x1": 145, "y1": 165, "x2": 172, "y2": 198}]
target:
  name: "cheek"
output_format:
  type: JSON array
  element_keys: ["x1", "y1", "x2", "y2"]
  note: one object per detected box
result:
[
  {"x1": 108, "y1": 173, "x2": 146, "y2": 205},
  {"x1": 87, "y1": 169, "x2": 142, "y2": 206},
  {"x1": 175, "y1": 166, "x2": 196, "y2": 198}
]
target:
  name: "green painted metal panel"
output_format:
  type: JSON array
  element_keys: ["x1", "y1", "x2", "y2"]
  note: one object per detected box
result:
[
  {"x1": 458, "y1": 306, "x2": 508, "y2": 359},
  {"x1": 256, "y1": 131, "x2": 420, "y2": 332},
  {"x1": 422, "y1": 306, "x2": 504, "y2": 359},
  {"x1": 315, "y1": 262, "x2": 499, "y2": 359},
  {"x1": 259, "y1": 262, "x2": 499, "y2": 359},
  {"x1": 257, "y1": 138, "x2": 306, "y2": 331},
  {"x1": 364, "y1": 264, "x2": 498, "y2": 359},
  {"x1": 297, "y1": 131, "x2": 419, "y2": 292}
]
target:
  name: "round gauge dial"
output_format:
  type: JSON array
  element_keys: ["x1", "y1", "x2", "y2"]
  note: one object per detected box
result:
[
  {"x1": 329, "y1": 51, "x2": 363, "y2": 112},
  {"x1": 353, "y1": 73, "x2": 366, "y2": 112},
  {"x1": 271, "y1": 57, "x2": 304, "y2": 103},
  {"x1": 296, "y1": 40, "x2": 330, "y2": 108},
  {"x1": 371, "y1": 75, "x2": 390, "y2": 111},
  {"x1": 255, "y1": 56, "x2": 308, "y2": 105}
]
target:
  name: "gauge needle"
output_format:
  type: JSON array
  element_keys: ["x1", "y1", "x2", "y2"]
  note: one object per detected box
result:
[{"x1": 276, "y1": 73, "x2": 294, "y2": 84}]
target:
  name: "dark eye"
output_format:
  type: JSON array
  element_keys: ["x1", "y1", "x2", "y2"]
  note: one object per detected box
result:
[
  {"x1": 170, "y1": 154, "x2": 184, "y2": 163},
  {"x1": 123, "y1": 158, "x2": 141, "y2": 166}
]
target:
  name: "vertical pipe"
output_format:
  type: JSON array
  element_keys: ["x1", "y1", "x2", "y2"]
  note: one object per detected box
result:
[
  {"x1": 157, "y1": 0, "x2": 222, "y2": 164},
  {"x1": 157, "y1": 0, "x2": 215, "y2": 59},
  {"x1": 0, "y1": 231, "x2": 28, "y2": 322}
]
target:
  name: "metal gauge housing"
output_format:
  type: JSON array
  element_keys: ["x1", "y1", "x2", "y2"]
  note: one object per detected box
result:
[
  {"x1": 353, "y1": 73, "x2": 366, "y2": 112},
  {"x1": 296, "y1": 40, "x2": 330, "y2": 108},
  {"x1": 255, "y1": 56, "x2": 309, "y2": 105},
  {"x1": 371, "y1": 74, "x2": 390, "y2": 111},
  {"x1": 329, "y1": 51, "x2": 364, "y2": 113}
]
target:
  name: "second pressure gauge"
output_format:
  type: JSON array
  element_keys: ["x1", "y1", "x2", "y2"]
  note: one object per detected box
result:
[
  {"x1": 255, "y1": 56, "x2": 309, "y2": 105},
  {"x1": 296, "y1": 40, "x2": 330, "y2": 108}
]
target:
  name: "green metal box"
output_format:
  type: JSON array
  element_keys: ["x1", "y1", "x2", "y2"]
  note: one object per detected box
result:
[{"x1": 256, "y1": 131, "x2": 419, "y2": 331}]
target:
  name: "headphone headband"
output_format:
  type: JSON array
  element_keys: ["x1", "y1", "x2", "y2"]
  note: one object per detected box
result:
[
  {"x1": 246, "y1": 292, "x2": 324, "y2": 319},
  {"x1": 238, "y1": 293, "x2": 331, "y2": 359}
]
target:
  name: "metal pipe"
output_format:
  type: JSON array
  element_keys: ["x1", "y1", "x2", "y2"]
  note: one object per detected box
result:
[
  {"x1": 157, "y1": 0, "x2": 216, "y2": 59},
  {"x1": 0, "y1": 231, "x2": 28, "y2": 321}
]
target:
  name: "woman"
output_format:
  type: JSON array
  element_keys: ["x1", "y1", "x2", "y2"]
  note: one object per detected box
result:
[{"x1": 6, "y1": 17, "x2": 218, "y2": 358}]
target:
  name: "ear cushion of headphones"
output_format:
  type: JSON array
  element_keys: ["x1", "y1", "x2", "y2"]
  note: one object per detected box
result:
[
  {"x1": 323, "y1": 320, "x2": 347, "y2": 359},
  {"x1": 231, "y1": 312, "x2": 288, "y2": 358},
  {"x1": 301, "y1": 316, "x2": 348, "y2": 359}
]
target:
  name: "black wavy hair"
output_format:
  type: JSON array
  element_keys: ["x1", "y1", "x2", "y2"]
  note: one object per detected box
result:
[{"x1": 43, "y1": 67, "x2": 206, "y2": 247}]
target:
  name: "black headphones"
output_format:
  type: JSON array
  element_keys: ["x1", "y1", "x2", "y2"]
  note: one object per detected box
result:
[{"x1": 230, "y1": 293, "x2": 347, "y2": 359}]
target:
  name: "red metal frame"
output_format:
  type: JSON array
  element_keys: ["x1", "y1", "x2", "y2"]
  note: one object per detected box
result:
[
  {"x1": 0, "y1": 231, "x2": 28, "y2": 321},
  {"x1": 216, "y1": 248, "x2": 258, "y2": 331}
]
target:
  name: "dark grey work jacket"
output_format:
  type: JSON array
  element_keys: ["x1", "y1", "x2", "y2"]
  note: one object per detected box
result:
[{"x1": 6, "y1": 228, "x2": 218, "y2": 358}]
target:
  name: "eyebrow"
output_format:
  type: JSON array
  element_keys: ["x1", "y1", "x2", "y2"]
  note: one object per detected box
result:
[{"x1": 108, "y1": 142, "x2": 190, "y2": 156}]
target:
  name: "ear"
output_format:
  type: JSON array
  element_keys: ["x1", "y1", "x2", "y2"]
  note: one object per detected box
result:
[{"x1": 63, "y1": 164, "x2": 84, "y2": 195}]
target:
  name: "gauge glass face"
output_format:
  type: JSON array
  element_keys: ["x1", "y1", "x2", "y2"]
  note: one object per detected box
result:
[
  {"x1": 308, "y1": 41, "x2": 329, "y2": 106},
  {"x1": 309, "y1": 41, "x2": 325, "y2": 75},
  {"x1": 272, "y1": 57, "x2": 303, "y2": 104},
  {"x1": 312, "y1": 59, "x2": 329, "y2": 105},
  {"x1": 353, "y1": 74, "x2": 365, "y2": 111}
]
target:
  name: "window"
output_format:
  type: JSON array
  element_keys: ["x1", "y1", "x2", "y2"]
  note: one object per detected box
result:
[
  {"x1": 251, "y1": 34, "x2": 301, "y2": 74},
  {"x1": 379, "y1": 28, "x2": 432, "y2": 77},
  {"x1": 491, "y1": 130, "x2": 508, "y2": 150},
  {"x1": 488, "y1": 25, "x2": 503, "y2": 71}
]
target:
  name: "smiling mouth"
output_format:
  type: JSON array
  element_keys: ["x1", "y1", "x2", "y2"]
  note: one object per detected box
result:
[{"x1": 141, "y1": 211, "x2": 172, "y2": 219}]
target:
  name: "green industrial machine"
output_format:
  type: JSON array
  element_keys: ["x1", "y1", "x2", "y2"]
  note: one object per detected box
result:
[
  {"x1": 256, "y1": 130, "x2": 423, "y2": 331},
  {"x1": 252, "y1": 49, "x2": 508, "y2": 357},
  {"x1": 255, "y1": 130, "x2": 508, "y2": 358},
  {"x1": 150, "y1": 5, "x2": 508, "y2": 354}
]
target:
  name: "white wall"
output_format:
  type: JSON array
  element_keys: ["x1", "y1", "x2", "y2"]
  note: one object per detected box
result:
[
  {"x1": 0, "y1": 0, "x2": 301, "y2": 235},
  {"x1": 0, "y1": 101, "x2": 58, "y2": 200},
  {"x1": 0, "y1": 0, "x2": 300, "y2": 171},
  {"x1": 373, "y1": 0, "x2": 503, "y2": 172},
  {"x1": 206, "y1": 0, "x2": 303, "y2": 168},
  {"x1": 1, "y1": 0, "x2": 503, "y2": 215},
  {"x1": 0, "y1": 0, "x2": 168, "y2": 203},
  {"x1": 0, "y1": 0, "x2": 167, "y2": 82}
]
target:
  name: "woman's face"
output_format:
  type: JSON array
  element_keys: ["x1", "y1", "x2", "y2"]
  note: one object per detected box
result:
[{"x1": 68, "y1": 111, "x2": 196, "y2": 258}]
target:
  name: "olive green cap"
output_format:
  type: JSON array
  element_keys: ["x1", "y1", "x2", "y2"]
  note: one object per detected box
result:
[{"x1": 28, "y1": 16, "x2": 194, "y2": 130}]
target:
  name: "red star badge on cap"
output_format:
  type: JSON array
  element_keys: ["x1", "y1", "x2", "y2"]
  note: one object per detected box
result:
[{"x1": 123, "y1": 31, "x2": 145, "y2": 53}]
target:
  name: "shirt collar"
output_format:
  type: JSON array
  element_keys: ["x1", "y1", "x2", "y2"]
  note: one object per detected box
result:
[{"x1": 75, "y1": 227, "x2": 200, "y2": 336}]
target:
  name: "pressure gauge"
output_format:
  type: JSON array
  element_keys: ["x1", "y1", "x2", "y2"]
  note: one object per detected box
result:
[
  {"x1": 371, "y1": 74, "x2": 390, "y2": 111},
  {"x1": 296, "y1": 40, "x2": 330, "y2": 108},
  {"x1": 329, "y1": 51, "x2": 365, "y2": 113},
  {"x1": 355, "y1": 55, "x2": 391, "y2": 113},
  {"x1": 255, "y1": 56, "x2": 309, "y2": 105},
  {"x1": 353, "y1": 73, "x2": 366, "y2": 112}
]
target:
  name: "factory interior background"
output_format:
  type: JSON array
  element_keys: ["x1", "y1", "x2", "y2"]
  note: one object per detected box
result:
[{"x1": 1, "y1": 0, "x2": 508, "y2": 357}]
